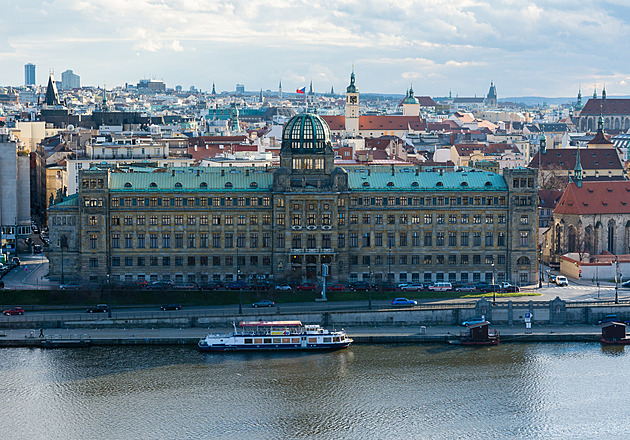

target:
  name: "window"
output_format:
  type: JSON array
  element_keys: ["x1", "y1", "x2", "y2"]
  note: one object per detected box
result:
[
  {"x1": 424, "y1": 214, "x2": 432, "y2": 224},
  {"x1": 112, "y1": 257, "x2": 120, "y2": 267},
  {"x1": 292, "y1": 234, "x2": 302, "y2": 248},
  {"x1": 89, "y1": 234, "x2": 98, "y2": 249},
  {"x1": 237, "y1": 215, "x2": 246, "y2": 226},
  {"x1": 162, "y1": 233, "x2": 171, "y2": 248},
  {"x1": 237, "y1": 233, "x2": 246, "y2": 248},
  {"x1": 498, "y1": 232, "x2": 506, "y2": 247},
  {"x1": 250, "y1": 233, "x2": 258, "y2": 248},
  {"x1": 473, "y1": 215, "x2": 481, "y2": 224},
  {"x1": 277, "y1": 233, "x2": 285, "y2": 248},
  {"x1": 437, "y1": 214, "x2": 445, "y2": 224},
  {"x1": 520, "y1": 215, "x2": 529, "y2": 225},
  {"x1": 112, "y1": 216, "x2": 120, "y2": 226},
  {"x1": 262, "y1": 215, "x2": 271, "y2": 225},
  {"x1": 292, "y1": 214, "x2": 302, "y2": 226},
  {"x1": 375, "y1": 233, "x2": 383, "y2": 247},
  {"x1": 262, "y1": 233, "x2": 271, "y2": 248},
  {"x1": 399, "y1": 214, "x2": 408, "y2": 224},
  {"x1": 111, "y1": 233, "x2": 120, "y2": 248},
  {"x1": 498, "y1": 214, "x2": 506, "y2": 224},
  {"x1": 461, "y1": 232, "x2": 469, "y2": 246},
  {"x1": 137, "y1": 215, "x2": 145, "y2": 225},
  {"x1": 188, "y1": 216, "x2": 197, "y2": 226},
  {"x1": 448, "y1": 232, "x2": 457, "y2": 246},
  {"x1": 124, "y1": 216, "x2": 133, "y2": 226},
  {"x1": 137, "y1": 233, "x2": 145, "y2": 248},
  {"x1": 150, "y1": 256, "x2": 158, "y2": 267},
  {"x1": 387, "y1": 215, "x2": 395, "y2": 225},
  {"x1": 125, "y1": 257, "x2": 133, "y2": 267},
  {"x1": 424, "y1": 232, "x2": 432, "y2": 246},
  {"x1": 89, "y1": 216, "x2": 97, "y2": 226},
  {"x1": 188, "y1": 256, "x2": 195, "y2": 266},
  {"x1": 461, "y1": 255, "x2": 469, "y2": 264},
  {"x1": 461, "y1": 214, "x2": 469, "y2": 224},
  {"x1": 307, "y1": 214, "x2": 316, "y2": 226},
  {"x1": 485, "y1": 255, "x2": 494, "y2": 265},
  {"x1": 449, "y1": 214, "x2": 457, "y2": 224},
  {"x1": 175, "y1": 257, "x2": 183, "y2": 266},
  {"x1": 322, "y1": 234, "x2": 331, "y2": 248},
  {"x1": 473, "y1": 232, "x2": 481, "y2": 246},
  {"x1": 212, "y1": 215, "x2": 221, "y2": 225},
  {"x1": 213, "y1": 256, "x2": 220, "y2": 266},
  {"x1": 350, "y1": 215, "x2": 358, "y2": 225},
  {"x1": 412, "y1": 215, "x2": 420, "y2": 224},
  {"x1": 161, "y1": 215, "x2": 169, "y2": 225},
  {"x1": 520, "y1": 232, "x2": 529, "y2": 247},
  {"x1": 225, "y1": 233, "x2": 233, "y2": 248},
  {"x1": 150, "y1": 233, "x2": 158, "y2": 248},
  {"x1": 412, "y1": 232, "x2": 420, "y2": 247},
  {"x1": 337, "y1": 213, "x2": 345, "y2": 226},
  {"x1": 424, "y1": 255, "x2": 432, "y2": 264},
  {"x1": 448, "y1": 255, "x2": 456, "y2": 264},
  {"x1": 188, "y1": 234, "x2": 196, "y2": 248},
  {"x1": 485, "y1": 233, "x2": 493, "y2": 247},
  {"x1": 485, "y1": 214, "x2": 493, "y2": 224},
  {"x1": 473, "y1": 255, "x2": 481, "y2": 264},
  {"x1": 175, "y1": 215, "x2": 183, "y2": 225},
  {"x1": 225, "y1": 216, "x2": 233, "y2": 225},
  {"x1": 362, "y1": 214, "x2": 370, "y2": 225},
  {"x1": 125, "y1": 234, "x2": 133, "y2": 248},
  {"x1": 249, "y1": 215, "x2": 258, "y2": 226},
  {"x1": 89, "y1": 258, "x2": 98, "y2": 268},
  {"x1": 163, "y1": 256, "x2": 170, "y2": 266},
  {"x1": 362, "y1": 233, "x2": 370, "y2": 247},
  {"x1": 437, "y1": 255, "x2": 444, "y2": 264},
  {"x1": 436, "y1": 232, "x2": 444, "y2": 246},
  {"x1": 137, "y1": 257, "x2": 145, "y2": 267},
  {"x1": 338, "y1": 233, "x2": 345, "y2": 248},
  {"x1": 375, "y1": 215, "x2": 383, "y2": 225},
  {"x1": 350, "y1": 233, "x2": 358, "y2": 247}
]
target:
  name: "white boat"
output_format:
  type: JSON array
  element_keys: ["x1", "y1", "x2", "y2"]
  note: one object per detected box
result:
[{"x1": 198, "y1": 320, "x2": 353, "y2": 352}]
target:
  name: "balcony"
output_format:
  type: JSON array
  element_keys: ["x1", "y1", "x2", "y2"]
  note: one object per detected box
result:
[{"x1": 289, "y1": 248, "x2": 336, "y2": 254}]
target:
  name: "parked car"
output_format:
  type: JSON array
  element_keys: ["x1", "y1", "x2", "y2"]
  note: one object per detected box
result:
[
  {"x1": 327, "y1": 284, "x2": 346, "y2": 292},
  {"x1": 160, "y1": 303, "x2": 182, "y2": 311},
  {"x1": 555, "y1": 276, "x2": 569, "y2": 287},
  {"x1": 622, "y1": 280, "x2": 630, "y2": 288},
  {"x1": 478, "y1": 284, "x2": 501, "y2": 293},
  {"x1": 379, "y1": 283, "x2": 399, "y2": 292},
  {"x1": 86, "y1": 304, "x2": 109, "y2": 313},
  {"x1": 462, "y1": 317, "x2": 487, "y2": 326},
  {"x1": 11, "y1": 257, "x2": 20, "y2": 267},
  {"x1": 598, "y1": 314, "x2": 619, "y2": 325},
  {"x1": 427, "y1": 282, "x2": 453, "y2": 292},
  {"x1": 548, "y1": 273, "x2": 557, "y2": 283},
  {"x1": 172, "y1": 283, "x2": 199, "y2": 290},
  {"x1": 33, "y1": 244, "x2": 42, "y2": 253},
  {"x1": 59, "y1": 284, "x2": 81, "y2": 290},
  {"x1": 3, "y1": 307, "x2": 24, "y2": 316},
  {"x1": 149, "y1": 281, "x2": 174, "y2": 290},
  {"x1": 200, "y1": 281, "x2": 224, "y2": 291},
  {"x1": 226, "y1": 281, "x2": 249, "y2": 290},
  {"x1": 252, "y1": 300, "x2": 275, "y2": 308},
  {"x1": 475, "y1": 282, "x2": 491, "y2": 291},
  {"x1": 275, "y1": 284, "x2": 293, "y2": 292},
  {"x1": 296, "y1": 282, "x2": 318, "y2": 292},
  {"x1": 455, "y1": 284, "x2": 478, "y2": 292},
  {"x1": 503, "y1": 285, "x2": 521, "y2": 293},
  {"x1": 391, "y1": 298, "x2": 417, "y2": 306},
  {"x1": 348, "y1": 281, "x2": 372, "y2": 291},
  {"x1": 400, "y1": 282, "x2": 424, "y2": 291}
]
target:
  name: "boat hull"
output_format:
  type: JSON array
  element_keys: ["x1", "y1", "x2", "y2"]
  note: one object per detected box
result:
[
  {"x1": 198, "y1": 341, "x2": 352, "y2": 352},
  {"x1": 460, "y1": 339, "x2": 500, "y2": 346},
  {"x1": 600, "y1": 338, "x2": 630, "y2": 345}
]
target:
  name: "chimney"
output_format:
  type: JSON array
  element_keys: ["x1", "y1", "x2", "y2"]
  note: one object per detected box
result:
[{"x1": 415, "y1": 167, "x2": 419, "y2": 176}]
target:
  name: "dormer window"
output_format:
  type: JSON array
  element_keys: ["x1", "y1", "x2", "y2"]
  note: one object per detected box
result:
[
  {"x1": 199, "y1": 182, "x2": 208, "y2": 188},
  {"x1": 250, "y1": 182, "x2": 258, "y2": 188},
  {"x1": 387, "y1": 182, "x2": 394, "y2": 187},
  {"x1": 436, "y1": 181, "x2": 443, "y2": 187},
  {"x1": 175, "y1": 182, "x2": 183, "y2": 188},
  {"x1": 149, "y1": 182, "x2": 157, "y2": 188},
  {"x1": 225, "y1": 182, "x2": 233, "y2": 188},
  {"x1": 411, "y1": 182, "x2": 419, "y2": 187},
  {"x1": 124, "y1": 182, "x2": 132, "y2": 188}
]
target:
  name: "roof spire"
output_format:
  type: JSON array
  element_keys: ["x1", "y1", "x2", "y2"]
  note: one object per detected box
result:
[
  {"x1": 573, "y1": 143, "x2": 583, "y2": 187},
  {"x1": 211, "y1": 82, "x2": 216, "y2": 95},
  {"x1": 602, "y1": 84, "x2": 607, "y2": 101}
]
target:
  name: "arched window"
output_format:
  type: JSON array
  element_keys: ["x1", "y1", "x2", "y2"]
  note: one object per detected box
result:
[
  {"x1": 485, "y1": 181, "x2": 492, "y2": 187},
  {"x1": 436, "y1": 181, "x2": 443, "y2": 187},
  {"x1": 124, "y1": 182, "x2": 132, "y2": 188},
  {"x1": 199, "y1": 182, "x2": 208, "y2": 188},
  {"x1": 225, "y1": 182, "x2": 233, "y2": 188},
  {"x1": 387, "y1": 182, "x2": 394, "y2": 187},
  {"x1": 174, "y1": 182, "x2": 182, "y2": 188},
  {"x1": 460, "y1": 182, "x2": 468, "y2": 187},
  {"x1": 250, "y1": 182, "x2": 258, "y2": 188},
  {"x1": 362, "y1": 182, "x2": 370, "y2": 187},
  {"x1": 567, "y1": 226, "x2": 577, "y2": 253},
  {"x1": 608, "y1": 219, "x2": 616, "y2": 253},
  {"x1": 411, "y1": 182, "x2": 419, "y2": 187},
  {"x1": 149, "y1": 182, "x2": 157, "y2": 188},
  {"x1": 517, "y1": 256, "x2": 530, "y2": 265}
]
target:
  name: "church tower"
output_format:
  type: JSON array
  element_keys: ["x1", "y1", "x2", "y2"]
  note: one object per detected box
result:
[
  {"x1": 486, "y1": 81, "x2": 497, "y2": 107},
  {"x1": 345, "y1": 69, "x2": 359, "y2": 136},
  {"x1": 402, "y1": 85, "x2": 420, "y2": 116},
  {"x1": 278, "y1": 80, "x2": 282, "y2": 100}
]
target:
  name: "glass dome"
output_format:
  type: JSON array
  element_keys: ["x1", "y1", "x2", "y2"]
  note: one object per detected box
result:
[{"x1": 281, "y1": 113, "x2": 332, "y2": 153}]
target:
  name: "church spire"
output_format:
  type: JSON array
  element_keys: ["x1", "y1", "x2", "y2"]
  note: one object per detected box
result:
[
  {"x1": 211, "y1": 82, "x2": 216, "y2": 95},
  {"x1": 540, "y1": 130, "x2": 546, "y2": 154},
  {"x1": 602, "y1": 84, "x2": 607, "y2": 101},
  {"x1": 278, "y1": 80, "x2": 282, "y2": 99},
  {"x1": 573, "y1": 144, "x2": 583, "y2": 187},
  {"x1": 44, "y1": 71, "x2": 60, "y2": 106}
]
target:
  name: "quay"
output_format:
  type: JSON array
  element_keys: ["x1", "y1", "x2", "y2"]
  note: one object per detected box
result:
[{"x1": 0, "y1": 324, "x2": 604, "y2": 348}]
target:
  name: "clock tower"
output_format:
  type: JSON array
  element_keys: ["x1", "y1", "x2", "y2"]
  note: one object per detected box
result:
[{"x1": 344, "y1": 69, "x2": 359, "y2": 136}]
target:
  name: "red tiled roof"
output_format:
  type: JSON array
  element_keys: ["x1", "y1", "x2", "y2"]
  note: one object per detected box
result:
[
  {"x1": 321, "y1": 115, "x2": 426, "y2": 131},
  {"x1": 528, "y1": 148, "x2": 623, "y2": 170},
  {"x1": 554, "y1": 181, "x2": 630, "y2": 215},
  {"x1": 454, "y1": 143, "x2": 519, "y2": 156},
  {"x1": 322, "y1": 115, "x2": 345, "y2": 130},
  {"x1": 538, "y1": 189, "x2": 563, "y2": 208},
  {"x1": 588, "y1": 130, "x2": 613, "y2": 145}
]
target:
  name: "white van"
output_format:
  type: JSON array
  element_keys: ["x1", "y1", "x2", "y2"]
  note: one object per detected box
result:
[
  {"x1": 428, "y1": 282, "x2": 453, "y2": 292},
  {"x1": 555, "y1": 276, "x2": 569, "y2": 286}
]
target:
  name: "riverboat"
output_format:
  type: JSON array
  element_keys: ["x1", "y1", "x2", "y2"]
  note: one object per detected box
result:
[
  {"x1": 600, "y1": 321, "x2": 630, "y2": 345},
  {"x1": 458, "y1": 321, "x2": 500, "y2": 346},
  {"x1": 198, "y1": 320, "x2": 353, "y2": 352}
]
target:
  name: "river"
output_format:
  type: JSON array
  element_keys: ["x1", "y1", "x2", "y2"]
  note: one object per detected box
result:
[{"x1": 0, "y1": 343, "x2": 628, "y2": 439}]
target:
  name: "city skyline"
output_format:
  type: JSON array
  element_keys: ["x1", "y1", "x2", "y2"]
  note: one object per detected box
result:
[{"x1": 2, "y1": 1, "x2": 630, "y2": 97}]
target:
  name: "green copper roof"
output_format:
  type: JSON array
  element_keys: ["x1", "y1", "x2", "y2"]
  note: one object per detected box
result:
[
  {"x1": 109, "y1": 167, "x2": 273, "y2": 192},
  {"x1": 346, "y1": 71, "x2": 358, "y2": 94},
  {"x1": 51, "y1": 194, "x2": 79, "y2": 208},
  {"x1": 346, "y1": 169, "x2": 507, "y2": 191}
]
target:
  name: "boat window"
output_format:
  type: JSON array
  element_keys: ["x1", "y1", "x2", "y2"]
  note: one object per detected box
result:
[
  {"x1": 333, "y1": 337, "x2": 340, "y2": 342},
  {"x1": 273, "y1": 338, "x2": 282, "y2": 344},
  {"x1": 308, "y1": 337, "x2": 317, "y2": 343},
  {"x1": 292, "y1": 338, "x2": 300, "y2": 343},
  {"x1": 254, "y1": 338, "x2": 262, "y2": 344},
  {"x1": 282, "y1": 338, "x2": 290, "y2": 343},
  {"x1": 244, "y1": 339, "x2": 252, "y2": 344},
  {"x1": 324, "y1": 337, "x2": 332, "y2": 343},
  {"x1": 264, "y1": 338, "x2": 272, "y2": 344}
]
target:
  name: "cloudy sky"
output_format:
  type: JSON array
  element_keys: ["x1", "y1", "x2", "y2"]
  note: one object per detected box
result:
[{"x1": 3, "y1": 0, "x2": 630, "y2": 98}]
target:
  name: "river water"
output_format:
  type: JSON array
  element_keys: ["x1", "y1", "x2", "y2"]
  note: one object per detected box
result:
[{"x1": 0, "y1": 343, "x2": 629, "y2": 440}]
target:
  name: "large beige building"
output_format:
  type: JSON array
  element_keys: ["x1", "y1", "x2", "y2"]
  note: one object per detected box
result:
[{"x1": 47, "y1": 114, "x2": 539, "y2": 287}]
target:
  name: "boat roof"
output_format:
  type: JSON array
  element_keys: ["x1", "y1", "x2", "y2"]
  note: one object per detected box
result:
[
  {"x1": 468, "y1": 321, "x2": 490, "y2": 328},
  {"x1": 239, "y1": 320, "x2": 302, "y2": 327}
]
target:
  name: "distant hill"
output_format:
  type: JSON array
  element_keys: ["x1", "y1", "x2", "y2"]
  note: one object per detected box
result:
[{"x1": 501, "y1": 96, "x2": 630, "y2": 107}]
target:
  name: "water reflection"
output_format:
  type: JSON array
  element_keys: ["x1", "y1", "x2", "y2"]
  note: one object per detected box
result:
[{"x1": 0, "y1": 344, "x2": 630, "y2": 439}]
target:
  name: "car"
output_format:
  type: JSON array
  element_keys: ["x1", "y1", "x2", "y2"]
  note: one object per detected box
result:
[
  {"x1": 59, "y1": 284, "x2": 81, "y2": 290},
  {"x1": 548, "y1": 273, "x2": 557, "y2": 283},
  {"x1": 622, "y1": 280, "x2": 630, "y2": 288},
  {"x1": 252, "y1": 299, "x2": 275, "y2": 308},
  {"x1": 3, "y1": 307, "x2": 24, "y2": 316},
  {"x1": 275, "y1": 284, "x2": 293, "y2": 292},
  {"x1": 296, "y1": 282, "x2": 318, "y2": 292},
  {"x1": 348, "y1": 281, "x2": 372, "y2": 291},
  {"x1": 33, "y1": 244, "x2": 42, "y2": 253},
  {"x1": 172, "y1": 283, "x2": 199, "y2": 290},
  {"x1": 455, "y1": 284, "x2": 478, "y2": 292},
  {"x1": 391, "y1": 298, "x2": 417, "y2": 306},
  {"x1": 149, "y1": 281, "x2": 174, "y2": 290},
  {"x1": 226, "y1": 281, "x2": 249, "y2": 290},
  {"x1": 427, "y1": 282, "x2": 453, "y2": 292},
  {"x1": 400, "y1": 282, "x2": 424, "y2": 291},
  {"x1": 11, "y1": 257, "x2": 20, "y2": 266},
  {"x1": 327, "y1": 284, "x2": 346, "y2": 292},
  {"x1": 555, "y1": 276, "x2": 569, "y2": 287},
  {"x1": 86, "y1": 304, "x2": 109, "y2": 313},
  {"x1": 462, "y1": 317, "x2": 487, "y2": 326},
  {"x1": 160, "y1": 303, "x2": 182, "y2": 311},
  {"x1": 379, "y1": 283, "x2": 399, "y2": 291},
  {"x1": 503, "y1": 285, "x2": 520, "y2": 293},
  {"x1": 200, "y1": 281, "x2": 224, "y2": 291},
  {"x1": 478, "y1": 284, "x2": 501, "y2": 293},
  {"x1": 598, "y1": 314, "x2": 619, "y2": 325},
  {"x1": 31, "y1": 225, "x2": 39, "y2": 234}
]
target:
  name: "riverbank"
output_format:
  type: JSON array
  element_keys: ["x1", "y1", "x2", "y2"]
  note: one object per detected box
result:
[{"x1": 0, "y1": 324, "x2": 604, "y2": 347}]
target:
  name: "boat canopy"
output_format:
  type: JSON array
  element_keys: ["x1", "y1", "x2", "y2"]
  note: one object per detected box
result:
[{"x1": 239, "y1": 320, "x2": 302, "y2": 327}]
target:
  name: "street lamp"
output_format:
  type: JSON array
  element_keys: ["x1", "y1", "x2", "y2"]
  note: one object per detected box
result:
[
  {"x1": 107, "y1": 274, "x2": 112, "y2": 318},
  {"x1": 237, "y1": 248, "x2": 242, "y2": 314},
  {"x1": 615, "y1": 255, "x2": 619, "y2": 304},
  {"x1": 492, "y1": 262, "x2": 496, "y2": 304},
  {"x1": 368, "y1": 265, "x2": 372, "y2": 310},
  {"x1": 388, "y1": 246, "x2": 392, "y2": 283},
  {"x1": 59, "y1": 238, "x2": 65, "y2": 285}
]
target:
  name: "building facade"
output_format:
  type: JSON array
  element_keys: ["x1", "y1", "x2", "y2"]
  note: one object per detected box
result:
[{"x1": 47, "y1": 114, "x2": 539, "y2": 287}]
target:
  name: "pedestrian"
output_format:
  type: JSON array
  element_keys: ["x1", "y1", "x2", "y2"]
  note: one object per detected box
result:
[{"x1": 39, "y1": 328, "x2": 44, "y2": 338}]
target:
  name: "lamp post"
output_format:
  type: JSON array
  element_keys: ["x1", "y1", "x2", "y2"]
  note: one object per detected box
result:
[
  {"x1": 237, "y1": 248, "x2": 242, "y2": 314},
  {"x1": 59, "y1": 238, "x2": 65, "y2": 285},
  {"x1": 596, "y1": 262, "x2": 600, "y2": 299},
  {"x1": 492, "y1": 262, "x2": 496, "y2": 304},
  {"x1": 107, "y1": 274, "x2": 112, "y2": 318},
  {"x1": 388, "y1": 246, "x2": 392, "y2": 283},
  {"x1": 615, "y1": 255, "x2": 619, "y2": 304},
  {"x1": 368, "y1": 265, "x2": 372, "y2": 310},
  {"x1": 538, "y1": 247, "x2": 543, "y2": 288}
]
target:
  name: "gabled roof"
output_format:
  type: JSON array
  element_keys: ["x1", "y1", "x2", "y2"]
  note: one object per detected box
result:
[
  {"x1": 538, "y1": 189, "x2": 563, "y2": 209},
  {"x1": 321, "y1": 115, "x2": 426, "y2": 131},
  {"x1": 555, "y1": 181, "x2": 630, "y2": 215},
  {"x1": 581, "y1": 98, "x2": 630, "y2": 115},
  {"x1": 528, "y1": 148, "x2": 623, "y2": 171}
]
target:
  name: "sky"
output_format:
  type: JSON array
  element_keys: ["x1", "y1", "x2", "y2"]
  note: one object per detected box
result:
[{"x1": 2, "y1": 0, "x2": 630, "y2": 98}]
